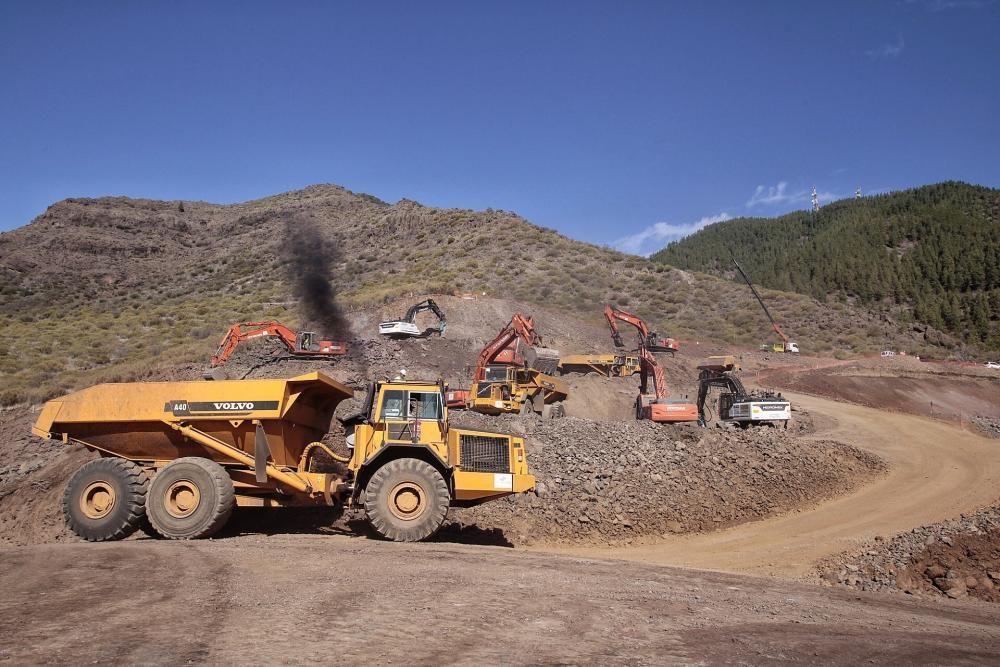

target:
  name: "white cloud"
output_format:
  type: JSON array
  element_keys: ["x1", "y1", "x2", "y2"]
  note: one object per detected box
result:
[
  {"x1": 611, "y1": 213, "x2": 731, "y2": 256},
  {"x1": 866, "y1": 34, "x2": 905, "y2": 59},
  {"x1": 746, "y1": 181, "x2": 791, "y2": 207},
  {"x1": 746, "y1": 182, "x2": 840, "y2": 209}
]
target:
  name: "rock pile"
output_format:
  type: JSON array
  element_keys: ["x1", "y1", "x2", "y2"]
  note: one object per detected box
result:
[
  {"x1": 449, "y1": 411, "x2": 886, "y2": 546},
  {"x1": 972, "y1": 416, "x2": 1000, "y2": 439},
  {"x1": 819, "y1": 505, "x2": 1000, "y2": 602}
]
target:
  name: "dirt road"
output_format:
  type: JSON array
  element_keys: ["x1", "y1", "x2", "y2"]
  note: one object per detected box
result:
[
  {"x1": 2, "y1": 536, "x2": 999, "y2": 665},
  {"x1": 543, "y1": 392, "x2": 1000, "y2": 579}
]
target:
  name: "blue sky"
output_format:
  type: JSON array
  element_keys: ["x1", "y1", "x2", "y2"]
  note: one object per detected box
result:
[{"x1": 1, "y1": 1, "x2": 998, "y2": 255}]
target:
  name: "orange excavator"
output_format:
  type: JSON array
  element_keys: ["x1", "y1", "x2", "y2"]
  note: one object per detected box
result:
[
  {"x1": 604, "y1": 305, "x2": 679, "y2": 355},
  {"x1": 454, "y1": 314, "x2": 566, "y2": 416},
  {"x1": 635, "y1": 343, "x2": 698, "y2": 423},
  {"x1": 603, "y1": 305, "x2": 694, "y2": 422},
  {"x1": 210, "y1": 321, "x2": 348, "y2": 367}
]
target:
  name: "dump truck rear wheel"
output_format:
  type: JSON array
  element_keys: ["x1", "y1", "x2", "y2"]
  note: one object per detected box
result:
[
  {"x1": 63, "y1": 458, "x2": 148, "y2": 542},
  {"x1": 364, "y1": 458, "x2": 449, "y2": 542},
  {"x1": 146, "y1": 457, "x2": 234, "y2": 540}
]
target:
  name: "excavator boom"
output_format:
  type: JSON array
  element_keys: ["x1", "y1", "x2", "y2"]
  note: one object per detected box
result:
[
  {"x1": 210, "y1": 321, "x2": 347, "y2": 367},
  {"x1": 604, "y1": 304, "x2": 679, "y2": 354},
  {"x1": 380, "y1": 299, "x2": 447, "y2": 337}
]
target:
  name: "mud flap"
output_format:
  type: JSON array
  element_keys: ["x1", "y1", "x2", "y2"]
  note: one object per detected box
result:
[{"x1": 254, "y1": 424, "x2": 271, "y2": 483}]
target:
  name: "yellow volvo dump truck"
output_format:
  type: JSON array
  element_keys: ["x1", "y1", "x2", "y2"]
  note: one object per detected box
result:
[
  {"x1": 31, "y1": 372, "x2": 534, "y2": 543},
  {"x1": 557, "y1": 353, "x2": 641, "y2": 378},
  {"x1": 470, "y1": 365, "x2": 568, "y2": 418}
]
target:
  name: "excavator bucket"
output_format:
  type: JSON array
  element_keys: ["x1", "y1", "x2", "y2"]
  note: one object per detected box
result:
[{"x1": 525, "y1": 347, "x2": 560, "y2": 375}]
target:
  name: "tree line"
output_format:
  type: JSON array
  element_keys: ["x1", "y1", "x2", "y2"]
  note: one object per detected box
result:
[{"x1": 652, "y1": 182, "x2": 1000, "y2": 351}]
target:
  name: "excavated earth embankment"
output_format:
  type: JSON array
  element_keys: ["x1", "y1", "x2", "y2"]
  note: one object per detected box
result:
[
  {"x1": 448, "y1": 411, "x2": 886, "y2": 546},
  {"x1": 820, "y1": 504, "x2": 1000, "y2": 603}
]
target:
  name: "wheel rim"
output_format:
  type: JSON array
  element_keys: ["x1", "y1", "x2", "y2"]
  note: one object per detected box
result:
[
  {"x1": 164, "y1": 479, "x2": 202, "y2": 519},
  {"x1": 80, "y1": 481, "x2": 116, "y2": 519},
  {"x1": 387, "y1": 481, "x2": 426, "y2": 521}
]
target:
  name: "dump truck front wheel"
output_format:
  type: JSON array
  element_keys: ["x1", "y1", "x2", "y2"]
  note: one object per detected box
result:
[
  {"x1": 146, "y1": 457, "x2": 234, "y2": 540},
  {"x1": 363, "y1": 458, "x2": 449, "y2": 542},
  {"x1": 63, "y1": 458, "x2": 148, "y2": 542}
]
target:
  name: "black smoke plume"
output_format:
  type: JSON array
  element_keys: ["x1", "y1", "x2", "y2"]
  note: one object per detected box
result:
[{"x1": 282, "y1": 216, "x2": 351, "y2": 339}]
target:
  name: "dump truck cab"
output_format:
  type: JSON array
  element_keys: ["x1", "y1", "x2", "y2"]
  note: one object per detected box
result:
[
  {"x1": 469, "y1": 365, "x2": 567, "y2": 418},
  {"x1": 32, "y1": 372, "x2": 534, "y2": 544},
  {"x1": 348, "y1": 380, "x2": 535, "y2": 508}
]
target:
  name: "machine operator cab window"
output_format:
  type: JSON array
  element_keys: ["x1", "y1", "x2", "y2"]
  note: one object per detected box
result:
[
  {"x1": 483, "y1": 366, "x2": 510, "y2": 382},
  {"x1": 297, "y1": 332, "x2": 319, "y2": 352},
  {"x1": 379, "y1": 389, "x2": 444, "y2": 443},
  {"x1": 379, "y1": 390, "x2": 443, "y2": 421}
]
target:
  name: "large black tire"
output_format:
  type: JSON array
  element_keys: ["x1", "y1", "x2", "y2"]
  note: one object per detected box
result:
[
  {"x1": 146, "y1": 457, "x2": 234, "y2": 540},
  {"x1": 137, "y1": 514, "x2": 164, "y2": 539},
  {"x1": 363, "y1": 458, "x2": 450, "y2": 542},
  {"x1": 63, "y1": 458, "x2": 148, "y2": 542}
]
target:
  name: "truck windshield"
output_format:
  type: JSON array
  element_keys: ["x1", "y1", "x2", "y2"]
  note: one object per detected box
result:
[
  {"x1": 380, "y1": 390, "x2": 442, "y2": 420},
  {"x1": 407, "y1": 392, "x2": 442, "y2": 420},
  {"x1": 484, "y1": 366, "x2": 509, "y2": 382}
]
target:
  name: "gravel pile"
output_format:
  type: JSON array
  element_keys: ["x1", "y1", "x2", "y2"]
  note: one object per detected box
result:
[
  {"x1": 819, "y1": 505, "x2": 1000, "y2": 602},
  {"x1": 449, "y1": 411, "x2": 886, "y2": 546},
  {"x1": 972, "y1": 416, "x2": 1000, "y2": 439}
]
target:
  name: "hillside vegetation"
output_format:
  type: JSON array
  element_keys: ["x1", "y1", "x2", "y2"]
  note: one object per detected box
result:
[
  {"x1": 652, "y1": 182, "x2": 1000, "y2": 351},
  {"x1": 0, "y1": 185, "x2": 953, "y2": 405}
]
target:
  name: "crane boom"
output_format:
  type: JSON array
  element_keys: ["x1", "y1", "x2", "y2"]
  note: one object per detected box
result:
[{"x1": 730, "y1": 258, "x2": 791, "y2": 346}]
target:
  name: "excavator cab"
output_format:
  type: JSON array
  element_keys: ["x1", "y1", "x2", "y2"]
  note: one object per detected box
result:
[{"x1": 297, "y1": 332, "x2": 320, "y2": 352}]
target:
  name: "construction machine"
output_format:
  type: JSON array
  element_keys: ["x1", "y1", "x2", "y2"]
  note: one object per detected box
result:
[
  {"x1": 635, "y1": 345, "x2": 698, "y2": 423},
  {"x1": 31, "y1": 372, "x2": 534, "y2": 543},
  {"x1": 558, "y1": 353, "x2": 641, "y2": 378},
  {"x1": 604, "y1": 305, "x2": 680, "y2": 355},
  {"x1": 467, "y1": 314, "x2": 568, "y2": 417},
  {"x1": 730, "y1": 258, "x2": 800, "y2": 354},
  {"x1": 696, "y1": 356, "x2": 791, "y2": 427},
  {"x1": 379, "y1": 299, "x2": 447, "y2": 338},
  {"x1": 210, "y1": 321, "x2": 348, "y2": 367}
]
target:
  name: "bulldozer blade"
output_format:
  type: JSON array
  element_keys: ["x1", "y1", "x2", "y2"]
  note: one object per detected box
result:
[{"x1": 254, "y1": 424, "x2": 271, "y2": 483}]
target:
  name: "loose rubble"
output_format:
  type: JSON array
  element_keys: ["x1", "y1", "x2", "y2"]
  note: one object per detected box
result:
[
  {"x1": 448, "y1": 411, "x2": 886, "y2": 546},
  {"x1": 819, "y1": 505, "x2": 1000, "y2": 602},
  {"x1": 972, "y1": 416, "x2": 1000, "y2": 439}
]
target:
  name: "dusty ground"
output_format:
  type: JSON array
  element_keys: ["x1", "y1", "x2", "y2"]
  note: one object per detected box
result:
[
  {"x1": 546, "y1": 392, "x2": 1000, "y2": 579},
  {"x1": 2, "y1": 536, "x2": 999, "y2": 666},
  {"x1": 760, "y1": 356, "x2": 1000, "y2": 426}
]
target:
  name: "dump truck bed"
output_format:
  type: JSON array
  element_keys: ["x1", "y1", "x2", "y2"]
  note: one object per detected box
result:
[{"x1": 32, "y1": 372, "x2": 354, "y2": 467}]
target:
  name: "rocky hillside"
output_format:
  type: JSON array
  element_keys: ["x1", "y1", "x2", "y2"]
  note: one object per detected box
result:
[
  {"x1": 0, "y1": 184, "x2": 955, "y2": 405},
  {"x1": 652, "y1": 182, "x2": 1000, "y2": 352}
]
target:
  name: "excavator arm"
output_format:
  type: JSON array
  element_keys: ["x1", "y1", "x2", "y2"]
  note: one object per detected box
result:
[
  {"x1": 473, "y1": 314, "x2": 541, "y2": 381},
  {"x1": 604, "y1": 304, "x2": 678, "y2": 354},
  {"x1": 210, "y1": 321, "x2": 346, "y2": 367},
  {"x1": 402, "y1": 299, "x2": 447, "y2": 335},
  {"x1": 637, "y1": 346, "x2": 667, "y2": 400},
  {"x1": 211, "y1": 322, "x2": 295, "y2": 366}
]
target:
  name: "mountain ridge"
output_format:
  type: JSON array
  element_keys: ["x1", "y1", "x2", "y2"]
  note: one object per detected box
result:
[{"x1": 0, "y1": 184, "x2": 959, "y2": 405}]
